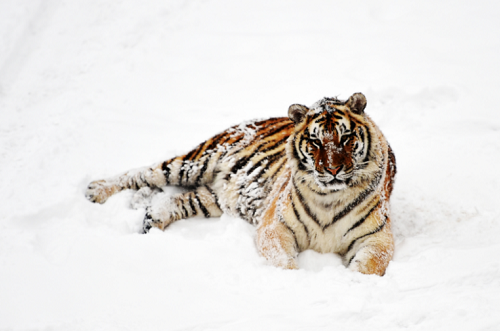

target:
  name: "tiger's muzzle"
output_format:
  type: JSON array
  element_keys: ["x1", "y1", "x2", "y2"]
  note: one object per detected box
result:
[{"x1": 314, "y1": 165, "x2": 349, "y2": 189}]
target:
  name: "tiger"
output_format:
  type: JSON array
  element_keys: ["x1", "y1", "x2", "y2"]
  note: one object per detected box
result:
[{"x1": 86, "y1": 92, "x2": 397, "y2": 276}]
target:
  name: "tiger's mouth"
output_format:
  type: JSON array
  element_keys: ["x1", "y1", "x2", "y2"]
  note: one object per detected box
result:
[{"x1": 313, "y1": 172, "x2": 348, "y2": 189}]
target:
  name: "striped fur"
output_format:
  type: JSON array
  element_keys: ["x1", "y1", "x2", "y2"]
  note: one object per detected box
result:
[{"x1": 86, "y1": 93, "x2": 396, "y2": 276}]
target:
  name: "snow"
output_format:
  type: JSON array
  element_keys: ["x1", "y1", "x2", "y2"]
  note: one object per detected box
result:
[{"x1": 1, "y1": 0, "x2": 500, "y2": 330}]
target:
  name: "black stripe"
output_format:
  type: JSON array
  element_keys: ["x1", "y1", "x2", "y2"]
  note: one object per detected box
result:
[
  {"x1": 185, "y1": 148, "x2": 199, "y2": 162},
  {"x1": 259, "y1": 155, "x2": 287, "y2": 199},
  {"x1": 356, "y1": 127, "x2": 370, "y2": 160},
  {"x1": 203, "y1": 131, "x2": 230, "y2": 154},
  {"x1": 259, "y1": 122, "x2": 292, "y2": 140},
  {"x1": 293, "y1": 180, "x2": 322, "y2": 228},
  {"x1": 142, "y1": 213, "x2": 153, "y2": 233},
  {"x1": 253, "y1": 117, "x2": 283, "y2": 128},
  {"x1": 232, "y1": 132, "x2": 280, "y2": 163},
  {"x1": 305, "y1": 183, "x2": 328, "y2": 196},
  {"x1": 311, "y1": 112, "x2": 322, "y2": 122},
  {"x1": 225, "y1": 123, "x2": 283, "y2": 165},
  {"x1": 347, "y1": 254, "x2": 356, "y2": 267},
  {"x1": 229, "y1": 140, "x2": 266, "y2": 162},
  {"x1": 181, "y1": 205, "x2": 188, "y2": 218},
  {"x1": 388, "y1": 145, "x2": 397, "y2": 178},
  {"x1": 246, "y1": 143, "x2": 287, "y2": 175},
  {"x1": 195, "y1": 131, "x2": 236, "y2": 172},
  {"x1": 358, "y1": 126, "x2": 365, "y2": 146},
  {"x1": 346, "y1": 216, "x2": 387, "y2": 259},
  {"x1": 312, "y1": 112, "x2": 322, "y2": 120},
  {"x1": 291, "y1": 199, "x2": 310, "y2": 247},
  {"x1": 181, "y1": 147, "x2": 201, "y2": 185},
  {"x1": 263, "y1": 149, "x2": 287, "y2": 174},
  {"x1": 243, "y1": 167, "x2": 267, "y2": 196},
  {"x1": 254, "y1": 118, "x2": 289, "y2": 135},
  {"x1": 281, "y1": 221, "x2": 300, "y2": 253},
  {"x1": 178, "y1": 159, "x2": 189, "y2": 185},
  {"x1": 133, "y1": 176, "x2": 140, "y2": 190},
  {"x1": 162, "y1": 161, "x2": 171, "y2": 184},
  {"x1": 298, "y1": 134, "x2": 310, "y2": 158},
  {"x1": 188, "y1": 194, "x2": 197, "y2": 216},
  {"x1": 322, "y1": 168, "x2": 383, "y2": 230},
  {"x1": 234, "y1": 123, "x2": 290, "y2": 160},
  {"x1": 237, "y1": 206, "x2": 249, "y2": 222},
  {"x1": 196, "y1": 156, "x2": 212, "y2": 186},
  {"x1": 204, "y1": 185, "x2": 221, "y2": 210},
  {"x1": 363, "y1": 126, "x2": 371, "y2": 163},
  {"x1": 266, "y1": 152, "x2": 288, "y2": 184},
  {"x1": 259, "y1": 134, "x2": 289, "y2": 155},
  {"x1": 296, "y1": 135, "x2": 310, "y2": 167},
  {"x1": 251, "y1": 162, "x2": 269, "y2": 184},
  {"x1": 218, "y1": 135, "x2": 246, "y2": 161},
  {"x1": 231, "y1": 155, "x2": 251, "y2": 174},
  {"x1": 350, "y1": 119, "x2": 356, "y2": 132},
  {"x1": 343, "y1": 200, "x2": 380, "y2": 237},
  {"x1": 190, "y1": 140, "x2": 209, "y2": 162},
  {"x1": 249, "y1": 204, "x2": 260, "y2": 219},
  {"x1": 291, "y1": 136, "x2": 307, "y2": 171},
  {"x1": 224, "y1": 123, "x2": 260, "y2": 151},
  {"x1": 194, "y1": 192, "x2": 210, "y2": 218},
  {"x1": 237, "y1": 153, "x2": 286, "y2": 222},
  {"x1": 140, "y1": 171, "x2": 147, "y2": 187}
]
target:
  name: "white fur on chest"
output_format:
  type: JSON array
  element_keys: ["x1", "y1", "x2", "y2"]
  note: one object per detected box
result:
[{"x1": 294, "y1": 182, "x2": 374, "y2": 253}]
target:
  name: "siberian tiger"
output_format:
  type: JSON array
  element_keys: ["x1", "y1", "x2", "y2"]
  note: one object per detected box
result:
[{"x1": 86, "y1": 93, "x2": 396, "y2": 276}]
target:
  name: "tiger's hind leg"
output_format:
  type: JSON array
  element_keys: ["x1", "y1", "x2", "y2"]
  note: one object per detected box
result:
[
  {"x1": 85, "y1": 155, "x2": 212, "y2": 205},
  {"x1": 142, "y1": 185, "x2": 223, "y2": 233},
  {"x1": 86, "y1": 136, "x2": 229, "y2": 204},
  {"x1": 86, "y1": 166, "x2": 168, "y2": 204}
]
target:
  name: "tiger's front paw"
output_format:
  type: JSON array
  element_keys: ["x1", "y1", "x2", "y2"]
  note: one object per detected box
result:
[
  {"x1": 86, "y1": 180, "x2": 119, "y2": 204},
  {"x1": 346, "y1": 244, "x2": 393, "y2": 276}
]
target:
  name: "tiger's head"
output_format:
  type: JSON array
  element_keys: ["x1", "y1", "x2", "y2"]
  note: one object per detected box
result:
[{"x1": 288, "y1": 93, "x2": 372, "y2": 191}]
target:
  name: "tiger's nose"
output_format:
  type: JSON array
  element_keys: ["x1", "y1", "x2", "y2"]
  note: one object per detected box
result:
[{"x1": 325, "y1": 165, "x2": 341, "y2": 176}]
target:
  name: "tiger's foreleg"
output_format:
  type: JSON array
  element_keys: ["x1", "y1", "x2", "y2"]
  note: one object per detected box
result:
[
  {"x1": 256, "y1": 191, "x2": 299, "y2": 270},
  {"x1": 343, "y1": 220, "x2": 394, "y2": 276},
  {"x1": 255, "y1": 171, "x2": 299, "y2": 269},
  {"x1": 142, "y1": 185, "x2": 223, "y2": 233},
  {"x1": 256, "y1": 218, "x2": 299, "y2": 270}
]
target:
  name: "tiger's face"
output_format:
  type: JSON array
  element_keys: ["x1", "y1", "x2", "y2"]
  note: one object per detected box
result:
[{"x1": 288, "y1": 93, "x2": 370, "y2": 191}]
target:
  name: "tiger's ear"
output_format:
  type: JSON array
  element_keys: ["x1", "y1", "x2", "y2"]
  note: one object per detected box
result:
[
  {"x1": 288, "y1": 104, "x2": 309, "y2": 124},
  {"x1": 346, "y1": 93, "x2": 367, "y2": 115}
]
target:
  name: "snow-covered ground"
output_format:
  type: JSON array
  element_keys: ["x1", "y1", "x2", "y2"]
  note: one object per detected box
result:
[{"x1": 1, "y1": 0, "x2": 500, "y2": 330}]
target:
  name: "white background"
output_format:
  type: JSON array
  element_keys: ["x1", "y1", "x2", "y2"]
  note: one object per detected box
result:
[{"x1": 1, "y1": 0, "x2": 500, "y2": 330}]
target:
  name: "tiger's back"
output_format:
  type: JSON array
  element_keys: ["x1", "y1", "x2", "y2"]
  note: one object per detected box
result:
[{"x1": 86, "y1": 92, "x2": 396, "y2": 276}]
